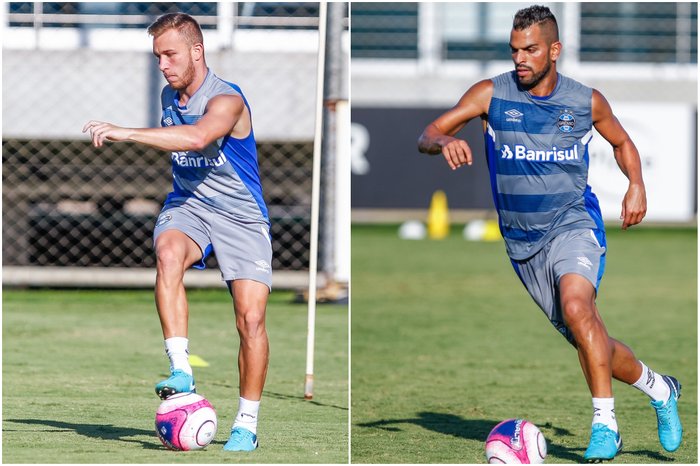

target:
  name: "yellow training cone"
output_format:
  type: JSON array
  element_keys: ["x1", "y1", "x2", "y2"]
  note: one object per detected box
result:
[
  {"x1": 189, "y1": 354, "x2": 210, "y2": 367},
  {"x1": 482, "y1": 219, "x2": 502, "y2": 242},
  {"x1": 427, "y1": 190, "x2": 450, "y2": 239}
]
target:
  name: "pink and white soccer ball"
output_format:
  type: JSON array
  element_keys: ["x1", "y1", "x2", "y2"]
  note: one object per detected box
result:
[
  {"x1": 155, "y1": 393, "x2": 217, "y2": 451},
  {"x1": 485, "y1": 418, "x2": 547, "y2": 464}
]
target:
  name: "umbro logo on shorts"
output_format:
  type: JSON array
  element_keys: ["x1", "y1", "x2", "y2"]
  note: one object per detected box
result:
[
  {"x1": 156, "y1": 213, "x2": 172, "y2": 227},
  {"x1": 577, "y1": 256, "x2": 593, "y2": 270},
  {"x1": 255, "y1": 260, "x2": 271, "y2": 273}
]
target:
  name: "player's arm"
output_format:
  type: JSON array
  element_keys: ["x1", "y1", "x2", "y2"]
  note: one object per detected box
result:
[
  {"x1": 591, "y1": 89, "x2": 646, "y2": 230},
  {"x1": 82, "y1": 94, "x2": 246, "y2": 152},
  {"x1": 417, "y1": 79, "x2": 493, "y2": 170}
]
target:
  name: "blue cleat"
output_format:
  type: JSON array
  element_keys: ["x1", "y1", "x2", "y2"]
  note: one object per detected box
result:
[
  {"x1": 223, "y1": 427, "x2": 258, "y2": 451},
  {"x1": 155, "y1": 369, "x2": 195, "y2": 400},
  {"x1": 651, "y1": 375, "x2": 682, "y2": 452},
  {"x1": 583, "y1": 423, "x2": 622, "y2": 463}
]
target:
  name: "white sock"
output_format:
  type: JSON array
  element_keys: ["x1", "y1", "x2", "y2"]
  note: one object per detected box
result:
[
  {"x1": 632, "y1": 361, "x2": 670, "y2": 403},
  {"x1": 232, "y1": 397, "x2": 260, "y2": 435},
  {"x1": 592, "y1": 397, "x2": 618, "y2": 432},
  {"x1": 164, "y1": 337, "x2": 192, "y2": 375}
]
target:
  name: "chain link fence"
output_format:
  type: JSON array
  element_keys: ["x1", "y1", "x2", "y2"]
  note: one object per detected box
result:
[
  {"x1": 3, "y1": 138, "x2": 312, "y2": 271},
  {"x1": 3, "y1": 2, "x2": 348, "y2": 286}
]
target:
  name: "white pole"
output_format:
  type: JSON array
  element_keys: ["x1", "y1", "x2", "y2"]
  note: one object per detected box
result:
[
  {"x1": 561, "y1": 2, "x2": 580, "y2": 72},
  {"x1": 333, "y1": 100, "x2": 350, "y2": 284},
  {"x1": 217, "y1": 1, "x2": 234, "y2": 50},
  {"x1": 305, "y1": 1, "x2": 328, "y2": 400},
  {"x1": 418, "y1": 2, "x2": 439, "y2": 74}
]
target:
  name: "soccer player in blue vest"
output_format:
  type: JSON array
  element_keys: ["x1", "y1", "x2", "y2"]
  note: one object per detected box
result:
[
  {"x1": 418, "y1": 5, "x2": 682, "y2": 462},
  {"x1": 83, "y1": 12, "x2": 271, "y2": 452}
]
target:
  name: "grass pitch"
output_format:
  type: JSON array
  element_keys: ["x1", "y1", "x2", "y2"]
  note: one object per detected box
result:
[
  {"x1": 3, "y1": 288, "x2": 348, "y2": 463},
  {"x1": 351, "y1": 225, "x2": 696, "y2": 464}
]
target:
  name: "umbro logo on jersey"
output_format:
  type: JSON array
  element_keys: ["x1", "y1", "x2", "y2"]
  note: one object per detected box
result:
[
  {"x1": 504, "y1": 109, "x2": 524, "y2": 122},
  {"x1": 163, "y1": 117, "x2": 174, "y2": 126}
]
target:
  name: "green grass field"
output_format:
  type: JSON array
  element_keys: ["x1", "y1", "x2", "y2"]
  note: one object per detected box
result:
[
  {"x1": 351, "y1": 225, "x2": 696, "y2": 464},
  {"x1": 3, "y1": 289, "x2": 348, "y2": 463}
]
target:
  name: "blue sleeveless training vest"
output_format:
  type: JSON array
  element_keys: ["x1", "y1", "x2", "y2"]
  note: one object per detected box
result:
[
  {"x1": 485, "y1": 71, "x2": 604, "y2": 260},
  {"x1": 160, "y1": 69, "x2": 269, "y2": 225}
]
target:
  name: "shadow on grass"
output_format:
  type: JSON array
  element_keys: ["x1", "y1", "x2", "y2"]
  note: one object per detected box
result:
[
  {"x1": 205, "y1": 380, "x2": 348, "y2": 411},
  {"x1": 356, "y1": 412, "x2": 675, "y2": 463},
  {"x1": 5, "y1": 418, "x2": 162, "y2": 450},
  {"x1": 264, "y1": 390, "x2": 348, "y2": 411}
]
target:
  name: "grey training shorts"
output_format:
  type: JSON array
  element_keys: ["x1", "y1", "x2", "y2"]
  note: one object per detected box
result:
[
  {"x1": 153, "y1": 202, "x2": 273, "y2": 290},
  {"x1": 510, "y1": 228, "x2": 606, "y2": 346}
]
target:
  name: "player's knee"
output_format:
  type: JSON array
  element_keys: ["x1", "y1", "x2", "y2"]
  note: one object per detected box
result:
[
  {"x1": 236, "y1": 307, "x2": 266, "y2": 339},
  {"x1": 156, "y1": 245, "x2": 186, "y2": 274},
  {"x1": 561, "y1": 297, "x2": 595, "y2": 329}
]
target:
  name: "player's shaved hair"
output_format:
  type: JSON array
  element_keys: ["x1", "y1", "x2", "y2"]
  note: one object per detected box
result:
[
  {"x1": 513, "y1": 5, "x2": 559, "y2": 43},
  {"x1": 148, "y1": 12, "x2": 204, "y2": 47}
]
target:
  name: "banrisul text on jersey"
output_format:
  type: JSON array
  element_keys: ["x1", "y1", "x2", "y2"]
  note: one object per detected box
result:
[{"x1": 500, "y1": 144, "x2": 579, "y2": 162}]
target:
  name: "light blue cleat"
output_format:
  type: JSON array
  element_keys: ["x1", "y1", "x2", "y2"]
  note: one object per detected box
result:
[
  {"x1": 651, "y1": 375, "x2": 682, "y2": 452},
  {"x1": 583, "y1": 423, "x2": 622, "y2": 463},
  {"x1": 155, "y1": 369, "x2": 195, "y2": 400},
  {"x1": 223, "y1": 427, "x2": 258, "y2": 451}
]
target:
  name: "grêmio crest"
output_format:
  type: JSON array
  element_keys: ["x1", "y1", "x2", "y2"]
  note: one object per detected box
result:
[{"x1": 557, "y1": 109, "x2": 576, "y2": 133}]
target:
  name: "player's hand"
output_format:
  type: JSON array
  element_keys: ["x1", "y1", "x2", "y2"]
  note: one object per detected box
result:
[
  {"x1": 82, "y1": 120, "x2": 131, "y2": 148},
  {"x1": 441, "y1": 137, "x2": 473, "y2": 170},
  {"x1": 620, "y1": 182, "x2": 647, "y2": 230}
]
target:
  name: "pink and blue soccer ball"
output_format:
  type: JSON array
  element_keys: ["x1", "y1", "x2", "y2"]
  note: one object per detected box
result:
[
  {"x1": 155, "y1": 393, "x2": 217, "y2": 451},
  {"x1": 485, "y1": 418, "x2": 547, "y2": 464}
]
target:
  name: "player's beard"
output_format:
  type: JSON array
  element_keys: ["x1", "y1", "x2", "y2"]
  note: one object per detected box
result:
[
  {"x1": 517, "y1": 58, "x2": 552, "y2": 91},
  {"x1": 170, "y1": 58, "x2": 196, "y2": 91}
]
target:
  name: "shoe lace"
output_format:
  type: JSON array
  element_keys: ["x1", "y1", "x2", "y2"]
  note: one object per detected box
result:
[
  {"x1": 232, "y1": 428, "x2": 254, "y2": 443},
  {"x1": 655, "y1": 400, "x2": 674, "y2": 426},
  {"x1": 590, "y1": 426, "x2": 616, "y2": 447}
]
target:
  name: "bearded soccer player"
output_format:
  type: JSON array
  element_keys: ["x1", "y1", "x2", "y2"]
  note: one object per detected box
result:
[
  {"x1": 83, "y1": 13, "x2": 271, "y2": 452},
  {"x1": 418, "y1": 5, "x2": 682, "y2": 462}
]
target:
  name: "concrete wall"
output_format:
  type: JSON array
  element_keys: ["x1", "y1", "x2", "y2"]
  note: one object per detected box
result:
[{"x1": 2, "y1": 48, "x2": 324, "y2": 141}]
